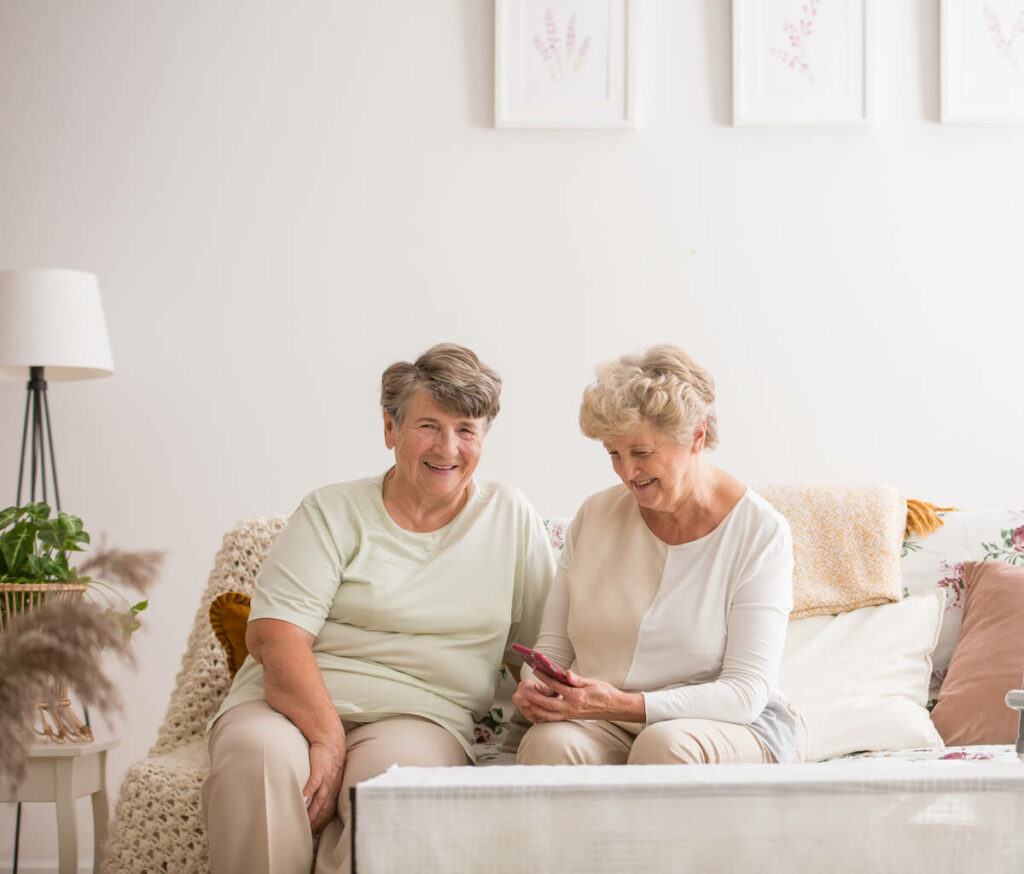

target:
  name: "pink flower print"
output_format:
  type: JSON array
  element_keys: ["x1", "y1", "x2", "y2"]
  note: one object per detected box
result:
[
  {"x1": 772, "y1": 0, "x2": 820, "y2": 83},
  {"x1": 941, "y1": 750, "x2": 995, "y2": 761},
  {"x1": 531, "y1": 7, "x2": 591, "y2": 82},
  {"x1": 937, "y1": 561, "x2": 965, "y2": 610},
  {"x1": 533, "y1": 34, "x2": 558, "y2": 83},
  {"x1": 1012, "y1": 525, "x2": 1024, "y2": 552},
  {"x1": 545, "y1": 8, "x2": 558, "y2": 52},
  {"x1": 985, "y1": 5, "x2": 1024, "y2": 70},
  {"x1": 574, "y1": 36, "x2": 591, "y2": 73},
  {"x1": 533, "y1": 35, "x2": 551, "y2": 63},
  {"x1": 544, "y1": 520, "x2": 566, "y2": 551},
  {"x1": 544, "y1": 7, "x2": 564, "y2": 77}
]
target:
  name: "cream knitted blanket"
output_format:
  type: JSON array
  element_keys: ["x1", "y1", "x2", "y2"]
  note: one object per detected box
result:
[{"x1": 757, "y1": 484, "x2": 906, "y2": 620}]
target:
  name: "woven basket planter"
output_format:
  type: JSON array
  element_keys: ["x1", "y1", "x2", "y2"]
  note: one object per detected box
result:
[{"x1": 0, "y1": 581, "x2": 94, "y2": 742}]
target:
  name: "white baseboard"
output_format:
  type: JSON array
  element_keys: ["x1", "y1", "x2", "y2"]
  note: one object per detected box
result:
[{"x1": 0, "y1": 865, "x2": 91, "y2": 873}]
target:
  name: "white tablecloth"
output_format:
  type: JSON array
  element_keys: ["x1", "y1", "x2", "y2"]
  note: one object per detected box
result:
[{"x1": 353, "y1": 757, "x2": 1024, "y2": 873}]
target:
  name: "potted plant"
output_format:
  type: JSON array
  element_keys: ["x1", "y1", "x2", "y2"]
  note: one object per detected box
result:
[{"x1": 0, "y1": 502, "x2": 162, "y2": 741}]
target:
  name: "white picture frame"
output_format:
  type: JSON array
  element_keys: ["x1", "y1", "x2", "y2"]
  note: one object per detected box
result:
[
  {"x1": 942, "y1": 0, "x2": 1024, "y2": 123},
  {"x1": 494, "y1": 0, "x2": 636, "y2": 129},
  {"x1": 733, "y1": 0, "x2": 876, "y2": 127}
]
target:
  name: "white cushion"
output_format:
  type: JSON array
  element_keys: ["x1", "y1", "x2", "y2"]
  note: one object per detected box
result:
[{"x1": 779, "y1": 589, "x2": 945, "y2": 761}]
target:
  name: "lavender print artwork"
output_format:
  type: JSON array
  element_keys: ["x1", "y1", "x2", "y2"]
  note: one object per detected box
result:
[
  {"x1": 771, "y1": 0, "x2": 821, "y2": 84},
  {"x1": 532, "y1": 8, "x2": 592, "y2": 83},
  {"x1": 985, "y1": 5, "x2": 1024, "y2": 70}
]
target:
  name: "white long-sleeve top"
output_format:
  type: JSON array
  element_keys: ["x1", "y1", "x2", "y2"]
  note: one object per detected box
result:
[{"x1": 533, "y1": 483, "x2": 801, "y2": 761}]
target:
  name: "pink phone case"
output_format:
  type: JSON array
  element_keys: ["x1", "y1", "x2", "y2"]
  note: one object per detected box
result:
[{"x1": 512, "y1": 643, "x2": 569, "y2": 684}]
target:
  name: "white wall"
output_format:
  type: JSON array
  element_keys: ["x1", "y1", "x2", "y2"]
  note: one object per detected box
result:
[{"x1": 1, "y1": 0, "x2": 1022, "y2": 868}]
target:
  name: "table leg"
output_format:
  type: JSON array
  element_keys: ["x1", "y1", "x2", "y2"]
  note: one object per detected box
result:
[
  {"x1": 91, "y1": 750, "x2": 111, "y2": 873},
  {"x1": 53, "y1": 758, "x2": 78, "y2": 874}
]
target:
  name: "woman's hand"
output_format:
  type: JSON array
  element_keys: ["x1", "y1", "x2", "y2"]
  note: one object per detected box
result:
[
  {"x1": 512, "y1": 675, "x2": 562, "y2": 723},
  {"x1": 248, "y1": 618, "x2": 348, "y2": 831},
  {"x1": 513, "y1": 670, "x2": 646, "y2": 723},
  {"x1": 304, "y1": 737, "x2": 346, "y2": 833}
]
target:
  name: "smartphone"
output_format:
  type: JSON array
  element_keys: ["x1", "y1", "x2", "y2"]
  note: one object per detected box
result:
[{"x1": 511, "y1": 643, "x2": 570, "y2": 684}]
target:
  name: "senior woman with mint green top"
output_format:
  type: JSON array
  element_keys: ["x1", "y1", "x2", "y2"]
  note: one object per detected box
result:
[
  {"x1": 514, "y1": 344, "x2": 806, "y2": 767},
  {"x1": 202, "y1": 343, "x2": 554, "y2": 874}
]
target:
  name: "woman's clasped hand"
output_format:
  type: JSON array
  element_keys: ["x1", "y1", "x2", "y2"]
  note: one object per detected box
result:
[{"x1": 514, "y1": 669, "x2": 647, "y2": 723}]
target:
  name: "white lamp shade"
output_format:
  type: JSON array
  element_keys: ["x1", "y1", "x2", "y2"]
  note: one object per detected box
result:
[{"x1": 0, "y1": 269, "x2": 114, "y2": 381}]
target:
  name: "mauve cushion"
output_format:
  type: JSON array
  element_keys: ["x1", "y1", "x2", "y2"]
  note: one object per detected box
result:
[{"x1": 931, "y1": 560, "x2": 1024, "y2": 745}]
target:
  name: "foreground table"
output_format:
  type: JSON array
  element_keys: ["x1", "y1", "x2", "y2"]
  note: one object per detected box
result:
[
  {"x1": 353, "y1": 757, "x2": 1024, "y2": 873},
  {"x1": 1, "y1": 737, "x2": 120, "y2": 874}
]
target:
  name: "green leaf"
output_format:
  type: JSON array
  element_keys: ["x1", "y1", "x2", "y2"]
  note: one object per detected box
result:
[
  {"x1": 0, "y1": 521, "x2": 35, "y2": 574},
  {"x1": 36, "y1": 520, "x2": 64, "y2": 550},
  {"x1": 60, "y1": 513, "x2": 85, "y2": 537},
  {"x1": 0, "y1": 506, "x2": 19, "y2": 529},
  {"x1": 62, "y1": 527, "x2": 90, "y2": 551},
  {"x1": 22, "y1": 554, "x2": 44, "y2": 578},
  {"x1": 25, "y1": 502, "x2": 51, "y2": 521},
  {"x1": 107, "y1": 607, "x2": 141, "y2": 638},
  {"x1": 131, "y1": 599, "x2": 148, "y2": 613},
  {"x1": 39, "y1": 555, "x2": 69, "y2": 581}
]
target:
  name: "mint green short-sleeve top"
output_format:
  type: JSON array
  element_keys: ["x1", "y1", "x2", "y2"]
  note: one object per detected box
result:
[{"x1": 212, "y1": 473, "x2": 554, "y2": 758}]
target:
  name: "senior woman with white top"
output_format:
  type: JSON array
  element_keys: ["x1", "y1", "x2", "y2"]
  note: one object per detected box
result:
[
  {"x1": 203, "y1": 343, "x2": 554, "y2": 874},
  {"x1": 514, "y1": 344, "x2": 805, "y2": 766}
]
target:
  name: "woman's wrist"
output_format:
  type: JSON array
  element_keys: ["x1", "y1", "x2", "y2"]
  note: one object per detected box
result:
[
  {"x1": 616, "y1": 690, "x2": 646, "y2": 722},
  {"x1": 589, "y1": 688, "x2": 646, "y2": 722}
]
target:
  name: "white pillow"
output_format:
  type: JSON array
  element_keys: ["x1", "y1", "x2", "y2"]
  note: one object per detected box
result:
[{"x1": 779, "y1": 589, "x2": 945, "y2": 762}]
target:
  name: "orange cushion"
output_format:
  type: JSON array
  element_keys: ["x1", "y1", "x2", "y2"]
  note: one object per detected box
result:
[
  {"x1": 209, "y1": 592, "x2": 251, "y2": 678},
  {"x1": 930, "y1": 560, "x2": 1024, "y2": 744}
]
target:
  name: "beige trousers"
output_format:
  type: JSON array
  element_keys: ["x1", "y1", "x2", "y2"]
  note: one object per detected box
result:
[
  {"x1": 517, "y1": 717, "x2": 778, "y2": 765},
  {"x1": 201, "y1": 700, "x2": 469, "y2": 874}
]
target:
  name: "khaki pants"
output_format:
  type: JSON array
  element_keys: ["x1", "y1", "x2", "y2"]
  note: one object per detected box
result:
[
  {"x1": 517, "y1": 717, "x2": 780, "y2": 765},
  {"x1": 201, "y1": 700, "x2": 469, "y2": 874}
]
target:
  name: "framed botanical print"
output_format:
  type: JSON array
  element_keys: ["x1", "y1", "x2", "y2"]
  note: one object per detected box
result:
[
  {"x1": 942, "y1": 0, "x2": 1024, "y2": 122},
  {"x1": 495, "y1": 0, "x2": 636, "y2": 129},
  {"x1": 733, "y1": 0, "x2": 877, "y2": 126}
]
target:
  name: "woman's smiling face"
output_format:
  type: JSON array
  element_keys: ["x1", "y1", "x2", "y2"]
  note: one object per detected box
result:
[
  {"x1": 603, "y1": 419, "x2": 703, "y2": 515},
  {"x1": 384, "y1": 389, "x2": 486, "y2": 504}
]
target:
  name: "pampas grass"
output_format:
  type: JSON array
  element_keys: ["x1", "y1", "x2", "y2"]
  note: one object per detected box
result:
[
  {"x1": 0, "y1": 598, "x2": 131, "y2": 782},
  {"x1": 78, "y1": 537, "x2": 164, "y2": 593}
]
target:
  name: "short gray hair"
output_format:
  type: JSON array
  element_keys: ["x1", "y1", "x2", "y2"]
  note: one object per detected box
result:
[
  {"x1": 579, "y1": 344, "x2": 719, "y2": 448},
  {"x1": 380, "y1": 343, "x2": 502, "y2": 425}
]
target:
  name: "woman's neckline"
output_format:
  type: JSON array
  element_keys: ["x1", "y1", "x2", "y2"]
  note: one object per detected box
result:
[
  {"x1": 637, "y1": 486, "x2": 748, "y2": 547},
  {"x1": 377, "y1": 467, "x2": 477, "y2": 535}
]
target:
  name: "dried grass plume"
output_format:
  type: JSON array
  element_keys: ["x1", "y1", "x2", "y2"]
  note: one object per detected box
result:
[
  {"x1": 78, "y1": 537, "x2": 164, "y2": 593},
  {"x1": 0, "y1": 599, "x2": 131, "y2": 783}
]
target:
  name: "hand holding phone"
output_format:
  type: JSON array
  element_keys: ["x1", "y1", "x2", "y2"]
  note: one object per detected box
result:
[{"x1": 512, "y1": 643, "x2": 571, "y2": 684}]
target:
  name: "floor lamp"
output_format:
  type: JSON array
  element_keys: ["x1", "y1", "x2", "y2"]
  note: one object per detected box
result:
[
  {"x1": 0, "y1": 269, "x2": 114, "y2": 508},
  {"x1": 0, "y1": 269, "x2": 113, "y2": 874}
]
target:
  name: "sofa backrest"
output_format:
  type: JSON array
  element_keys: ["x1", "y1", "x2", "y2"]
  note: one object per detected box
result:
[{"x1": 151, "y1": 506, "x2": 1024, "y2": 754}]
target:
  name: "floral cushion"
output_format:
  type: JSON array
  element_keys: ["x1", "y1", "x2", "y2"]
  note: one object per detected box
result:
[
  {"x1": 840, "y1": 744, "x2": 1018, "y2": 763},
  {"x1": 901, "y1": 509, "x2": 1024, "y2": 705}
]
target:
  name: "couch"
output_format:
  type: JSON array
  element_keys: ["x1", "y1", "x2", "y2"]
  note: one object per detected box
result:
[{"x1": 103, "y1": 490, "x2": 1024, "y2": 873}]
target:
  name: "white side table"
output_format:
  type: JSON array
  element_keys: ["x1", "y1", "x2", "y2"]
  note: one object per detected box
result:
[{"x1": 1, "y1": 737, "x2": 120, "y2": 874}]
